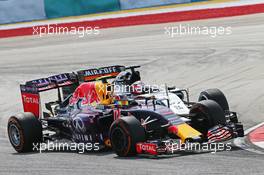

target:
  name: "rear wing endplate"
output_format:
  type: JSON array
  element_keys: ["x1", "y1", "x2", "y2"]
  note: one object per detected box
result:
[{"x1": 20, "y1": 73, "x2": 78, "y2": 118}]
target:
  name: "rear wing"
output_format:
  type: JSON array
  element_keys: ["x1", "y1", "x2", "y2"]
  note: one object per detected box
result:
[
  {"x1": 19, "y1": 65, "x2": 141, "y2": 118},
  {"x1": 20, "y1": 73, "x2": 78, "y2": 118},
  {"x1": 25, "y1": 73, "x2": 78, "y2": 92},
  {"x1": 77, "y1": 65, "x2": 126, "y2": 82}
]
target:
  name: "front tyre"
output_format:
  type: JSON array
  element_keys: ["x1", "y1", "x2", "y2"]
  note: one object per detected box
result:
[
  {"x1": 190, "y1": 100, "x2": 226, "y2": 135},
  {"x1": 110, "y1": 116, "x2": 146, "y2": 157},
  {"x1": 7, "y1": 112, "x2": 42, "y2": 153},
  {"x1": 198, "y1": 88, "x2": 229, "y2": 112}
]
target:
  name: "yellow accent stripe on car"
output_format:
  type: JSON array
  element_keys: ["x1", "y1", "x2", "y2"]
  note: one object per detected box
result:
[{"x1": 176, "y1": 123, "x2": 202, "y2": 142}]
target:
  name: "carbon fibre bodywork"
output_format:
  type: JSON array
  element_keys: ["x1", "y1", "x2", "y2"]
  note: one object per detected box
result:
[{"x1": 8, "y1": 65, "x2": 244, "y2": 156}]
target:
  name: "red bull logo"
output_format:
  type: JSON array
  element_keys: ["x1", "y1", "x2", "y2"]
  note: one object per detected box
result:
[{"x1": 70, "y1": 82, "x2": 100, "y2": 105}]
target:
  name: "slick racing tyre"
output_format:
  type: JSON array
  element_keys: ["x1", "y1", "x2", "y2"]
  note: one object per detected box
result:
[
  {"x1": 198, "y1": 88, "x2": 229, "y2": 112},
  {"x1": 190, "y1": 100, "x2": 226, "y2": 135},
  {"x1": 7, "y1": 112, "x2": 43, "y2": 153},
  {"x1": 110, "y1": 116, "x2": 146, "y2": 157}
]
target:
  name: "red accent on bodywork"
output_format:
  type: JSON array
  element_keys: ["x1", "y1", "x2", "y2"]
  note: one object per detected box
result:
[
  {"x1": 131, "y1": 84, "x2": 140, "y2": 95},
  {"x1": 113, "y1": 108, "x2": 121, "y2": 120},
  {"x1": 70, "y1": 82, "x2": 99, "y2": 105},
  {"x1": 136, "y1": 143, "x2": 158, "y2": 155},
  {"x1": 168, "y1": 125, "x2": 178, "y2": 135},
  {"x1": 21, "y1": 92, "x2": 40, "y2": 118}
]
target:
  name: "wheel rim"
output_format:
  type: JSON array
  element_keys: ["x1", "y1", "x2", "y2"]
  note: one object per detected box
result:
[
  {"x1": 111, "y1": 127, "x2": 127, "y2": 152},
  {"x1": 9, "y1": 124, "x2": 21, "y2": 146}
]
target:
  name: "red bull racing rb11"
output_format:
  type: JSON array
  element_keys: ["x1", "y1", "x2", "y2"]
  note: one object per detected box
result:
[{"x1": 7, "y1": 65, "x2": 244, "y2": 157}]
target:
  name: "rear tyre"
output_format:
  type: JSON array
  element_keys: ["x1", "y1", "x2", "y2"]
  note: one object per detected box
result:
[
  {"x1": 190, "y1": 100, "x2": 226, "y2": 135},
  {"x1": 198, "y1": 88, "x2": 229, "y2": 112},
  {"x1": 7, "y1": 112, "x2": 42, "y2": 153},
  {"x1": 110, "y1": 116, "x2": 146, "y2": 157}
]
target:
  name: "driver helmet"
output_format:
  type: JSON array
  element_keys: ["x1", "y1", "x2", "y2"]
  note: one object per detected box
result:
[{"x1": 115, "y1": 71, "x2": 131, "y2": 84}]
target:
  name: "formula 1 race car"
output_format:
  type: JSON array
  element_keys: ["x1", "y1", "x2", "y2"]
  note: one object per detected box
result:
[{"x1": 7, "y1": 65, "x2": 244, "y2": 157}]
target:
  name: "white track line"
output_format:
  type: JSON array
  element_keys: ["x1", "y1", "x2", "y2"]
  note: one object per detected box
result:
[
  {"x1": 246, "y1": 122, "x2": 264, "y2": 150},
  {"x1": 233, "y1": 122, "x2": 264, "y2": 154},
  {"x1": 244, "y1": 122, "x2": 264, "y2": 135},
  {"x1": 233, "y1": 137, "x2": 264, "y2": 154},
  {"x1": 254, "y1": 142, "x2": 264, "y2": 148}
]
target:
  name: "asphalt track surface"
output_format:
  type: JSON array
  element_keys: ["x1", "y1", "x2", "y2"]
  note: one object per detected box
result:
[{"x1": 0, "y1": 13, "x2": 264, "y2": 175}]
